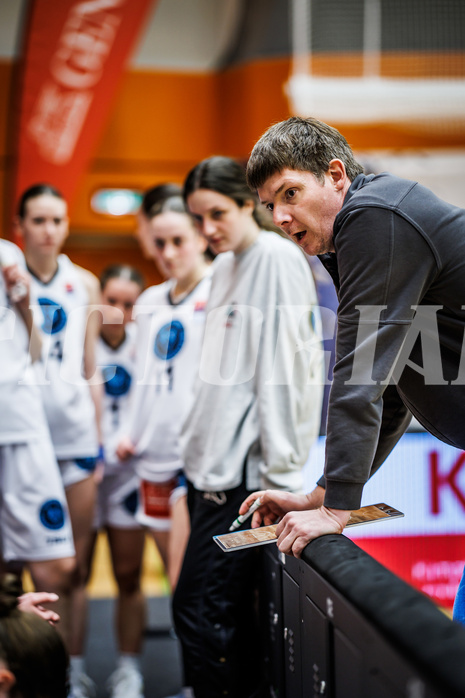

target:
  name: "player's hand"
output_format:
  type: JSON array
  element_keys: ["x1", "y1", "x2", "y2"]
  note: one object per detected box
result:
[
  {"x1": 93, "y1": 462, "x2": 105, "y2": 484},
  {"x1": 116, "y1": 436, "x2": 136, "y2": 461},
  {"x1": 275, "y1": 506, "x2": 351, "y2": 558},
  {"x1": 239, "y1": 489, "x2": 319, "y2": 529},
  {"x1": 17, "y1": 592, "x2": 60, "y2": 626},
  {"x1": 2, "y1": 264, "x2": 30, "y2": 308}
]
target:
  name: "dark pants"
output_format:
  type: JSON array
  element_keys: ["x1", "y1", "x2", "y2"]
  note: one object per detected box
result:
[{"x1": 173, "y1": 480, "x2": 267, "y2": 698}]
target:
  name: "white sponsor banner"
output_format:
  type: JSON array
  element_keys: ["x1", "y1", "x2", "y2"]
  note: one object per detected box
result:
[{"x1": 304, "y1": 432, "x2": 465, "y2": 538}]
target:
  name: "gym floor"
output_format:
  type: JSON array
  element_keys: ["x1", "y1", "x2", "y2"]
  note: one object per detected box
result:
[{"x1": 87, "y1": 533, "x2": 184, "y2": 697}]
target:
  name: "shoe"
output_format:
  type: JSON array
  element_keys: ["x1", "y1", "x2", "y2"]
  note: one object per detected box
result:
[
  {"x1": 69, "y1": 672, "x2": 97, "y2": 698},
  {"x1": 107, "y1": 664, "x2": 144, "y2": 698}
]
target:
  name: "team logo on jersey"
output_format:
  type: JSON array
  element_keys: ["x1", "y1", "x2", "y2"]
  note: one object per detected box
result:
[
  {"x1": 39, "y1": 499, "x2": 65, "y2": 530},
  {"x1": 38, "y1": 297, "x2": 67, "y2": 334},
  {"x1": 102, "y1": 365, "x2": 132, "y2": 397},
  {"x1": 154, "y1": 320, "x2": 185, "y2": 360}
]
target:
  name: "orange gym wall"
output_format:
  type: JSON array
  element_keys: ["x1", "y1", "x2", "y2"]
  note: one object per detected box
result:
[{"x1": 1, "y1": 53, "x2": 464, "y2": 280}]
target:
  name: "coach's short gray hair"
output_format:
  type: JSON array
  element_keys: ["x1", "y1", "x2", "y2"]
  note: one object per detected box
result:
[{"x1": 246, "y1": 116, "x2": 364, "y2": 190}]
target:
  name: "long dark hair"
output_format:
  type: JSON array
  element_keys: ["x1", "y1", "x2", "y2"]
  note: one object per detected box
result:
[{"x1": 183, "y1": 156, "x2": 278, "y2": 232}]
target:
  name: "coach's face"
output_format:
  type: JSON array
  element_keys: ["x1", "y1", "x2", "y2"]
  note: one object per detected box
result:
[{"x1": 257, "y1": 161, "x2": 349, "y2": 256}]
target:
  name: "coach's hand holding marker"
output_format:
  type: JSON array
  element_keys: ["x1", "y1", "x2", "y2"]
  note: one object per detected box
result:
[{"x1": 229, "y1": 497, "x2": 262, "y2": 532}]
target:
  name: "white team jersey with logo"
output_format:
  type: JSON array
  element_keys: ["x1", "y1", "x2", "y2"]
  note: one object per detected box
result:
[
  {"x1": 0, "y1": 240, "x2": 46, "y2": 444},
  {"x1": 97, "y1": 322, "x2": 137, "y2": 470},
  {"x1": 29, "y1": 254, "x2": 98, "y2": 459},
  {"x1": 0, "y1": 241, "x2": 75, "y2": 560},
  {"x1": 129, "y1": 273, "x2": 211, "y2": 480}
]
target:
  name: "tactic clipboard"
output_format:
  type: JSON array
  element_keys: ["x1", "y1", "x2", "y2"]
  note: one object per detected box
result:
[{"x1": 213, "y1": 503, "x2": 404, "y2": 552}]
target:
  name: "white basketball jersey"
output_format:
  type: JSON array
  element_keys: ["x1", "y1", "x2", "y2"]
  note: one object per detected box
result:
[
  {"x1": 129, "y1": 273, "x2": 211, "y2": 479},
  {"x1": 0, "y1": 240, "x2": 47, "y2": 444},
  {"x1": 97, "y1": 322, "x2": 137, "y2": 469},
  {"x1": 29, "y1": 254, "x2": 98, "y2": 459}
]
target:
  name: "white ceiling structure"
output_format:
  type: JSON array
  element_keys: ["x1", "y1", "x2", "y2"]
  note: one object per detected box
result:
[
  {"x1": 1, "y1": 0, "x2": 464, "y2": 207},
  {"x1": 0, "y1": 0, "x2": 245, "y2": 70}
]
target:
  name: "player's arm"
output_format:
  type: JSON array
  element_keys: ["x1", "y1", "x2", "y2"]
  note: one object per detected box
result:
[
  {"x1": 254, "y1": 249, "x2": 324, "y2": 492},
  {"x1": 76, "y1": 265, "x2": 104, "y2": 444},
  {"x1": 2, "y1": 263, "x2": 42, "y2": 362}
]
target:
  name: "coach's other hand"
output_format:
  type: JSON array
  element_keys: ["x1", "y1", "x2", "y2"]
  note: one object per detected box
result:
[{"x1": 275, "y1": 506, "x2": 351, "y2": 558}]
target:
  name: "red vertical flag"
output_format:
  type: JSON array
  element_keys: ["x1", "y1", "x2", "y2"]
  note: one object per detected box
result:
[{"x1": 12, "y1": 0, "x2": 156, "y2": 215}]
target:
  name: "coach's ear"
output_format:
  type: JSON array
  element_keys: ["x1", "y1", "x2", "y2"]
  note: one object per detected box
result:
[{"x1": 327, "y1": 159, "x2": 347, "y2": 191}]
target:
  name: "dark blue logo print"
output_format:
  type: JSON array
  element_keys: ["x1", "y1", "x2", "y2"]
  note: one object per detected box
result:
[
  {"x1": 39, "y1": 500, "x2": 65, "y2": 530},
  {"x1": 102, "y1": 365, "x2": 132, "y2": 397},
  {"x1": 38, "y1": 298, "x2": 67, "y2": 334},
  {"x1": 154, "y1": 320, "x2": 185, "y2": 360}
]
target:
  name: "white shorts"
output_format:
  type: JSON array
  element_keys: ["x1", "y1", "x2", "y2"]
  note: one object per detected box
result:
[
  {"x1": 94, "y1": 464, "x2": 142, "y2": 530},
  {"x1": 0, "y1": 437, "x2": 75, "y2": 562},
  {"x1": 59, "y1": 456, "x2": 98, "y2": 489},
  {"x1": 136, "y1": 472, "x2": 187, "y2": 532}
]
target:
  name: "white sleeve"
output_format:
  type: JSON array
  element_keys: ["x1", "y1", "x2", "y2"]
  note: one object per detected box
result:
[{"x1": 255, "y1": 247, "x2": 324, "y2": 492}]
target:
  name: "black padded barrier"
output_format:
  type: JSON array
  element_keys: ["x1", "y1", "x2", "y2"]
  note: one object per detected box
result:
[{"x1": 259, "y1": 535, "x2": 465, "y2": 698}]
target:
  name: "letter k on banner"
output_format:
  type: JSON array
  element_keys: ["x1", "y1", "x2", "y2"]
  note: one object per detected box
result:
[
  {"x1": 430, "y1": 450, "x2": 465, "y2": 515},
  {"x1": 11, "y1": 0, "x2": 157, "y2": 226}
]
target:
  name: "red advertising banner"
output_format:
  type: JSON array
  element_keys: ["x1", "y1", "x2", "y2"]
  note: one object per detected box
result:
[
  {"x1": 12, "y1": 0, "x2": 156, "y2": 218},
  {"x1": 353, "y1": 534, "x2": 464, "y2": 610}
]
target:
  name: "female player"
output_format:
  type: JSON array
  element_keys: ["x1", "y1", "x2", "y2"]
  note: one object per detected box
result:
[
  {"x1": 89, "y1": 264, "x2": 146, "y2": 698},
  {"x1": 135, "y1": 183, "x2": 182, "y2": 262},
  {"x1": 0, "y1": 238, "x2": 75, "y2": 651},
  {"x1": 117, "y1": 187, "x2": 212, "y2": 593},
  {"x1": 16, "y1": 184, "x2": 101, "y2": 698},
  {"x1": 171, "y1": 156, "x2": 324, "y2": 698}
]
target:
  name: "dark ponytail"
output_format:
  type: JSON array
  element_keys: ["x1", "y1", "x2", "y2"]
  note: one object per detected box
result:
[{"x1": 17, "y1": 184, "x2": 65, "y2": 219}]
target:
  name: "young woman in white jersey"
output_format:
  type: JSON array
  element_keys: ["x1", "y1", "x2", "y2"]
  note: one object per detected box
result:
[
  {"x1": 0, "y1": 239, "x2": 76, "y2": 653},
  {"x1": 88, "y1": 264, "x2": 146, "y2": 698},
  {"x1": 135, "y1": 183, "x2": 182, "y2": 262},
  {"x1": 15, "y1": 184, "x2": 101, "y2": 698},
  {"x1": 117, "y1": 187, "x2": 212, "y2": 594},
  {"x1": 172, "y1": 156, "x2": 324, "y2": 698}
]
